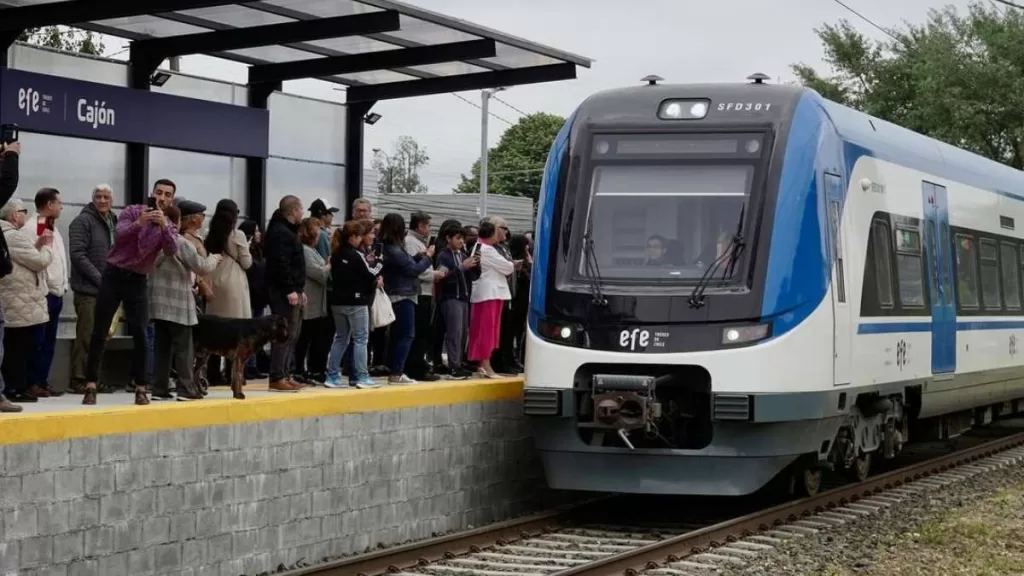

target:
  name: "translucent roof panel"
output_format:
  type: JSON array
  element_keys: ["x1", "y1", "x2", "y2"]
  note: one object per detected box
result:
[
  {"x1": 178, "y1": 5, "x2": 295, "y2": 28},
  {"x1": 333, "y1": 69, "x2": 421, "y2": 85},
  {"x1": 0, "y1": 0, "x2": 592, "y2": 91},
  {"x1": 260, "y1": 0, "x2": 384, "y2": 19},
  {"x1": 89, "y1": 15, "x2": 210, "y2": 37}
]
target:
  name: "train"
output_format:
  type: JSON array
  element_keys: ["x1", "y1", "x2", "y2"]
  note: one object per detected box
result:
[{"x1": 522, "y1": 73, "x2": 1024, "y2": 497}]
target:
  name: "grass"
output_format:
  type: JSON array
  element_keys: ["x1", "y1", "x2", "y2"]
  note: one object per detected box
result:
[{"x1": 809, "y1": 480, "x2": 1024, "y2": 575}]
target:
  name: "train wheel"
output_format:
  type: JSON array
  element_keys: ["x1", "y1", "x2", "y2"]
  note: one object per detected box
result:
[
  {"x1": 794, "y1": 467, "x2": 822, "y2": 498},
  {"x1": 847, "y1": 451, "x2": 871, "y2": 483}
]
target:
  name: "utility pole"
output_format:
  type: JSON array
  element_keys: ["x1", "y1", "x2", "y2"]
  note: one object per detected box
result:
[
  {"x1": 372, "y1": 148, "x2": 393, "y2": 194},
  {"x1": 479, "y1": 87, "x2": 504, "y2": 219}
]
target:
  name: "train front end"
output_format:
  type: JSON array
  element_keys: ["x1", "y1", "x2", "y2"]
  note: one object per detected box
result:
[{"x1": 524, "y1": 79, "x2": 845, "y2": 496}]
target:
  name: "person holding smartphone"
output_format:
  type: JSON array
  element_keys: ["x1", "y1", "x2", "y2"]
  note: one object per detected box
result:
[
  {"x1": 21, "y1": 188, "x2": 68, "y2": 398},
  {"x1": 436, "y1": 226, "x2": 480, "y2": 378},
  {"x1": 80, "y1": 180, "x2": 180, "y2": 406}
]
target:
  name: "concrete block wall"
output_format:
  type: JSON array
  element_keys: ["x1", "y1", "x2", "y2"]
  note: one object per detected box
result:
[{"x1": 0, "y1": 400, "x2": 544, "y2": 576}]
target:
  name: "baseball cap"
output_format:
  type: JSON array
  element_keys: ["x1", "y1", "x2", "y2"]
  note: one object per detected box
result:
[{"x1": 310, "y1": 198, "x2": 340, "y2": 217}]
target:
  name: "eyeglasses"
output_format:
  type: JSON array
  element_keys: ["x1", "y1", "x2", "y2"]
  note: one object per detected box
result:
[
  {"x1": 647, "y1": 243, "x2": 663, "y2": 250},
  {"x1": 16, "y1": 209, "x2": 27, "y2": 214}
]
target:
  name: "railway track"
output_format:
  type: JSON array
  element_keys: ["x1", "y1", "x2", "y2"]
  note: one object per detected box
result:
[{"x1": 283, "y1": 426, "x2": 1024, "y2": 576}]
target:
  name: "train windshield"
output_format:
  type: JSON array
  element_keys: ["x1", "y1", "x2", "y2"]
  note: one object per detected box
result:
[{"x1": 582, "y1": 163, "x2": 753, "y2": 281}]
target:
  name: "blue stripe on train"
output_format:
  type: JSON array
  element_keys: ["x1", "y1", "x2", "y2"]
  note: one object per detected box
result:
[{"x1": 858, "y1": 320, "x2": 1024, "y2": 334}]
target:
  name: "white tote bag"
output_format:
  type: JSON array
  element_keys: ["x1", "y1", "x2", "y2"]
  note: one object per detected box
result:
[{"x1": 370, "y1": 287, "x2": 396, "y2": 329}]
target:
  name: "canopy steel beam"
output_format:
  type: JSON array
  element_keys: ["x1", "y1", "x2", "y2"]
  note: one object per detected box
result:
[
  {"x1": 0, "y1": 0, "x2": 241, "y2": 30},
  {"x1": 130, "y1": 11, "x2": 401, "y2": 60},
  {"x1": 248, "y1": 38, "x2": 496, "y2": 85},
  {"x1": 345, "y1": 62, "x2": 577, "y2": 103}
]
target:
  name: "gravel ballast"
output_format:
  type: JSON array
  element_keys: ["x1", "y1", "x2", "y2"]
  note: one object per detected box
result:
[{"x1": 724, "y1": 453, "x2": 1024, "y2": 575}]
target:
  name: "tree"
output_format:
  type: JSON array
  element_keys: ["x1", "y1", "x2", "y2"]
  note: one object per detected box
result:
[
  {"x1": 454, "y1": 112, "x2": 565, "y2": 201},
  {"x1": 371, "y1": 136, "x2": 430, "y2": 194},
  {"x1": 18, "y1": 26, "x2": 105, "y2": 56},
  {"x1": 792, "y1": 4, "x2": 1024, "y2": 168}
]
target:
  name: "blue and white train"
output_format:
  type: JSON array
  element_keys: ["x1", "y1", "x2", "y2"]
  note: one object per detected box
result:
[{"x1": 522, "y1": 74, "x2": 1024, "y2": 496}]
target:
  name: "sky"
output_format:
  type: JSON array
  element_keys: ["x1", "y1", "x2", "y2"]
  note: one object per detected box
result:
[{"x1": 92, "y1": 0, "x2": 984, "y2": 193}]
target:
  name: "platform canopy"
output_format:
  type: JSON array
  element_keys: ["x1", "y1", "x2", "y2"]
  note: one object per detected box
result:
[{"x1": 0, "y1": 0, "x2": 593, "y2": 102}]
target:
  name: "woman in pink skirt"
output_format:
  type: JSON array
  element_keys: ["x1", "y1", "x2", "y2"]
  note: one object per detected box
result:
[{"x1": 467, "y1": 219, "x2": 514, "y2": 378}]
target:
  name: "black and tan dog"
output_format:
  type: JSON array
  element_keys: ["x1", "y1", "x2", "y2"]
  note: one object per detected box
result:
[{"x1": 193, "y1": 314, "x2": 289, "y2": 400}]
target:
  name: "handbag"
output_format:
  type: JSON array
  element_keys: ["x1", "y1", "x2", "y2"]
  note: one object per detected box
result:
[
  {"x1": 106, "y1": 305, "x2": 123, "y2": 340},
  {"x1": 370, "y1": 287, "x2": 395, "y2": 329}
]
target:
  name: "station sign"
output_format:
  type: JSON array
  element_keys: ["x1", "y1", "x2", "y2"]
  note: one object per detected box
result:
[{"x1": 0, "y1": 67, "x2": 269, "y2": 158}]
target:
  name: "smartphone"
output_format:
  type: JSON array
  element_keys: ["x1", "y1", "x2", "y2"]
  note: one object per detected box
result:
[
  {"x1": 146, "y1": 196, "x2": 158, "y2": 210},
  {"x1": 1, "y1": 124, "x2": 18, "y2": 145},
  {"x1": 36, "y1": 216, "x2": 46, "y2": 236},
  {"x1": 428, "y1": 235, "x2": 436, "y2": 246},
  {"x1": 372, "y1": 242, "x2": 383, "y2": 257},
  {"x1": 469, "y1": 242, "x2": 480, "y2": 259}
]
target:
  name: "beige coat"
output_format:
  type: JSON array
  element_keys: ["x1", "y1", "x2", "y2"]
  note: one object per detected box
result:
[
  {"x1": 0, "y1": 220, "x2": 53, "y2": 328},
  {"x1": 205, "y1": 228, "x2": 253, "y2": 319}
]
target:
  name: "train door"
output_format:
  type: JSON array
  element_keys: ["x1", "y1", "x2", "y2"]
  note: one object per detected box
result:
[
  {"x1": 922, "y1": 182, "x2": 957, "y2": 374},
  {"x1": 825, "y1": 173, "x2": 851, "y2": 386}
]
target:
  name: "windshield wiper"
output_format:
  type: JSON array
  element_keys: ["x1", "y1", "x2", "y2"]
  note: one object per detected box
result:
[
  {"x1": 581, "y1": 221, "x2": 608, "y2": 306},
  {"x1": 688, "y1": 204, "x2": 746, "y2": 309}
]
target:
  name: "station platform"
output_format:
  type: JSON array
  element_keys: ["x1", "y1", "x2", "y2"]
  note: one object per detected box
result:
[
  {"x1": 0, "y1": 376, "x2": 523, "y2": 444},
  {"x1": 0, "y1": 375, "x2": 552, "y2": 576}
]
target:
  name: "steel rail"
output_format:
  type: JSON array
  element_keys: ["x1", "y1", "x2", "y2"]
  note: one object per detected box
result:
[
  {"x1": 553, "y1": 430, "x2": 1024, "y2": 576},
  {"x1": 280, "y1": 498, "x2": 611, "y2": 576}
]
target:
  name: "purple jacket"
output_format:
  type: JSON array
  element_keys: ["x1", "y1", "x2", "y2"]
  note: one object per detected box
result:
[{"x1": 106, "y1": 204, "x2": 178, "y2": 275}]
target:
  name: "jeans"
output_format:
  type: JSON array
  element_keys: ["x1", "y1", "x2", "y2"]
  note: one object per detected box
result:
[
  {"x1": 0, "y1": 319, "x2": 5, "y2": 397},
  {"x1": 86, "y1": 266, "x2": 150, "y2": 386},
  {"x1": 71, "y1": 293, "x2": 98, "y2": 386},
  {"x1": 406, "y1": 295, "x2": 434, "y2": 378},
  {"x1": 3, "y1": 325, "x2": 37, "y2": 396},
  {"x1": 152, "y1": 320, "x2": 196, "y2": 397},
  {"x1": 441, "y1": 299, "x2": 468, "y2": 368},
  {"x1": 268, "y1": 290, "x2": 302, "y2": 382},
  {"x1": 27, "y1": 293, "x2": 62, "y2": 387},
  {"x1": 327, "y1": 305, "x2": 369, "y2": 381},
  {"x1": 387, "y1": 299, "x2": 416, "y2": 377}
]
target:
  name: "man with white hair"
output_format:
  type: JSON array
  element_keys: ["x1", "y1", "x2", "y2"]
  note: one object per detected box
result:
[{"x1": 67, "y1": 184, "x2": 118, "y2": 394}]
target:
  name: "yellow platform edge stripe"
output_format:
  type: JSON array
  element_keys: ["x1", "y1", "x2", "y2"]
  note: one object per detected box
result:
[{"x1": 0, "y1": 378, "x2": 525, "y2": 446}]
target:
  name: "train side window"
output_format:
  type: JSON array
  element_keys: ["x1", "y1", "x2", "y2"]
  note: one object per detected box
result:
[
  {"x1": 979, "y1": 238, "x2": 1001, "y2": 309},
  {"x1": 955, "y1": 235, "x2": 980, "y2": 309},
  {"x1": 1000, "y1": 243, "x2": 1021, "y2": 310},
  {"x1": 894, "y1": 226, "x2": 925, "y2": 307},
  {"x1": 871, "y1": 220, "x2": 894, "y2": 307}
]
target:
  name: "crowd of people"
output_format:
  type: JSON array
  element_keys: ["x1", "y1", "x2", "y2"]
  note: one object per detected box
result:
[{"x1": 0, "y1": 140, "x2": 533, "y2": 412}]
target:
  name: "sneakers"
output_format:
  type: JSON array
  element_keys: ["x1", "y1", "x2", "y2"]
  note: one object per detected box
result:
[
  {"x1": 353, "y1": 378, "x2": 380, "y2": 389},
  {"x1": 449, "y1": 368, "x2": 474, "y2": 380},
  {"x1": 323, "y1": 375, "x2": 345, "y2": 389},
  {"x1": 387, "y1": 374, "x2": 417, "y2": 385},
  {"x1": 0, "y1": 396, "x2": 23, "y2": 413}
]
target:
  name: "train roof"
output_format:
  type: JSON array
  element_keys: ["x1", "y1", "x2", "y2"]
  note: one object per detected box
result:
[
  {"x1": 817, "y1": 96, "x2": 1024, "y2": 201},
  {"x1": 575, "y1": 80, "x2": 1024, "y2": 200}
]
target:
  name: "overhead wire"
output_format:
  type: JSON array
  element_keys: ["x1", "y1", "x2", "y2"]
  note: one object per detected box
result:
[
  {"x1": 992, "y1": 0, "x2": 1024, "y2": 10},
  {"x1": 491, "y1": 94, "x2": 530, "y2": 117},
  {"x1": 450, "y1": 92, "x2": 514, "y2": 125}
]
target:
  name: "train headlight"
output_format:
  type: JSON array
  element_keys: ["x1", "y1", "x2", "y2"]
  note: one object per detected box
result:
[
  {"x1": 537, "y1": 318, "x2": 587, "y2": 347},
  {"x1": 657, "y1": 98, "x2": 710, "y2": 120},
  {"x1": 722, "y1": 324, "x2": 770, "y2": 345}
]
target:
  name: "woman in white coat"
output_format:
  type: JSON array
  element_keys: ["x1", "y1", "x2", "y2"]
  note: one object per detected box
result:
[
  {"x1": 467, "y1": 218, "x2": 514, "y2": 378},
  {"x1": 0, "y1": 199, "x2": 54, "y2": 402}
]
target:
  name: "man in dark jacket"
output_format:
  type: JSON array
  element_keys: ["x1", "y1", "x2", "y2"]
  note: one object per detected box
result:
[
  {"x1": 264, "y1": 195, "x2": 306, "y2": 391},
  {"x1": 67, "y1": 184, "x2": 118, "y2": 394},
  {"x1": 0, "y1": 140, "x2": 20, "y2": 413}
]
